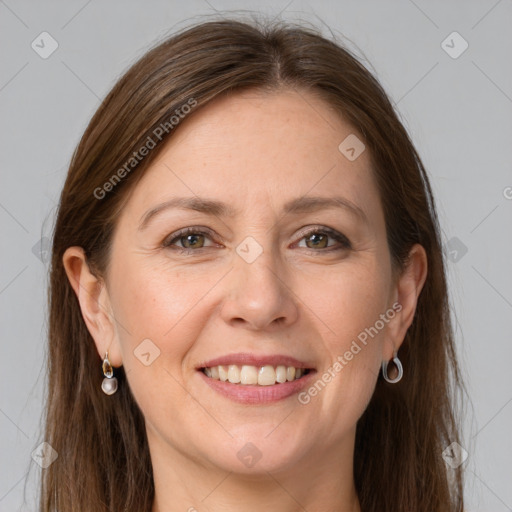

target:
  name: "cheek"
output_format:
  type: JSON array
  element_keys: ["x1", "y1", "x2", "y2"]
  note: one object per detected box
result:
[
  {"x1": 107, "y1": 262, "x2": 207, "y2": 429},
  {"x1": 108, "y1": 256, "x2": 222, "y2": 391},
  {"x1": 304, "y1": 253, "x2": 391, "y2": 347},
  {"x1": 299, "y1": 255, "x2": 390, "y2": 410},
  {"x1": 110, "y1": 254, "x2": 211, "y2": 342}
]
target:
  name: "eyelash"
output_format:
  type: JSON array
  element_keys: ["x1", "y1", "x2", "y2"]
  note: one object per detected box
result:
[{"x1": 162, "y1": 226, "x2": 352, "y2": 254}]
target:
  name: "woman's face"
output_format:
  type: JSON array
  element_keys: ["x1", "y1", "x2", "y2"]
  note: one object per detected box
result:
[{"x1": 84, "y1": 88, "x2": 419, "y2": 474}]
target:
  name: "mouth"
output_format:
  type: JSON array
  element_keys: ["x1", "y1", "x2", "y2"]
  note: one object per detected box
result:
[
  {"x1": 200, "y1": 364, "x2": 312, "y2": 386},
  {"x1": 195, "y1": 353, "x2": 317, "y2": 404}
]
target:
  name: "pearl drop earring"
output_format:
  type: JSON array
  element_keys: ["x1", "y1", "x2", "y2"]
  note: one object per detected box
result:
[{"x1": 101, "y1": 351, "x2": 118, "y2": 395}]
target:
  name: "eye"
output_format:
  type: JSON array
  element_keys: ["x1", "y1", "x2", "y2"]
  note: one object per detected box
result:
[
  {"x1": 295, "y1": 226, "x2": 351, "y2": 252},
  {"x1": 162, "y1": 227, "x2": 217, "y2": 251},
  {"x1": 162, "y1": 226, "x2": 352, "y2": 253}
]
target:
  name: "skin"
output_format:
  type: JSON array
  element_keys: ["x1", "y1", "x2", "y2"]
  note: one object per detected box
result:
[{"x1": 63, "y1": 88, "x2": 427, "y2": 512}]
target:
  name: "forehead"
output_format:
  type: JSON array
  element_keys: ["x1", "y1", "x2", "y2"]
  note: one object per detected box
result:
[{"x1": 122, "y1": 88, "x2": 381, "y2": 224}]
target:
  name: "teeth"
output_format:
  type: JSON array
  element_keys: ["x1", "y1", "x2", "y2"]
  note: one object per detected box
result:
[
  {"x1": 276, "y1": 365, "x2": 287, "y2": 383},
  {"x1": 240, "y1": 365, "x2": 258, "y2": 385},
  {"x1": 227, "y1": 365, "x2": 241, "y2": 384},
  {"x1": 202, "y1": 364, "x2": 310, "y2": 385},
  {"x1": 258, "y1": 365, "x2": 276, "y2": 386},
  {"x1": 218, "y1": 365, "x2": 228, "y2": 381}
]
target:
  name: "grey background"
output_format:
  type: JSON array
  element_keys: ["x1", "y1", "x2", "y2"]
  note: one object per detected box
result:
[{"x1": 1, "y1": 1, "x2": 511, "y2": 510}]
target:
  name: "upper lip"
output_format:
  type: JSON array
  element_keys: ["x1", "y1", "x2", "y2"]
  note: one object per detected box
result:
[{"x1": 197, "y1": 352, "x2": 316, "y2": 370}]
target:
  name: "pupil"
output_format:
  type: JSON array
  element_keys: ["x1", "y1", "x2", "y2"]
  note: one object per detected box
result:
[
  {"x1": 308, "y1": 233, "x2": 326, "y2": 248},
  {"x1": 184, "y1": 234, "x2": 203, "y2": 248}
]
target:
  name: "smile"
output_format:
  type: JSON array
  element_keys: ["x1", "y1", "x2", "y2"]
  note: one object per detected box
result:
[{"x1": 201, "y1": 364, "x2": 312, "y2": 386}]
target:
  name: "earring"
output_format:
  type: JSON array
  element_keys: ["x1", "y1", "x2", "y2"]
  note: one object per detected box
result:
[
  {"x1": 101, "y1": 351, "x2": 118, "y2": 395},
  {"x1": 381, "y1": 350, "x2": 403, "y2": 383}
]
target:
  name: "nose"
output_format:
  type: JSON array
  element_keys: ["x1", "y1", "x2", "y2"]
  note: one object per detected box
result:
[{"x1": 219, "y1": 242, "x2": 300, "y2": 331}]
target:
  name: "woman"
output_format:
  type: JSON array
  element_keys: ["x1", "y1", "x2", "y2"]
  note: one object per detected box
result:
[{"x1": 40, "y1": 17, "x2": 466, "y2": 511}]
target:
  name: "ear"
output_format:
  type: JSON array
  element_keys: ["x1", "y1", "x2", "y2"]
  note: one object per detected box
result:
[
  {"x1": 383, "y1": 243, "x2": 428, "y2": 360},
  {"x1": 62, "y1": 246, "x2": 123, "y2": 367}
]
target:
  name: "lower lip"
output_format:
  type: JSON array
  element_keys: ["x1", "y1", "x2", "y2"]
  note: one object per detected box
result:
[{"x1": 197, "y1": 369, "x2": 317, "y2": 405}]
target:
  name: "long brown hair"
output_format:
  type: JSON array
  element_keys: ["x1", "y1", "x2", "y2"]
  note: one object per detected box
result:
[{"x1": 39, "y1": 16, "x2": 466, "y2": 511}]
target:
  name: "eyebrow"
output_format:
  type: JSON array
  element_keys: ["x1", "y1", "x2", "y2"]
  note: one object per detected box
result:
[{"x1": 138, "y1": 195, "x2": 368, "y2": 231}]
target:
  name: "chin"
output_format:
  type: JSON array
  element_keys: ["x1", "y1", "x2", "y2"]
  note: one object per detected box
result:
[{"x1": 202, "y1": 428, "x2": 310, "y2": 475}]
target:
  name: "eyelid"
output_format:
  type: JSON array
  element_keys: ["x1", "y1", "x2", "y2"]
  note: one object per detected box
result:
[
  {"x1": 162, "y1": 226, "x2": 217, "y2": 248},
  {"x1": 293, "y1": 225, "x2": 351, "y2": 250}
]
